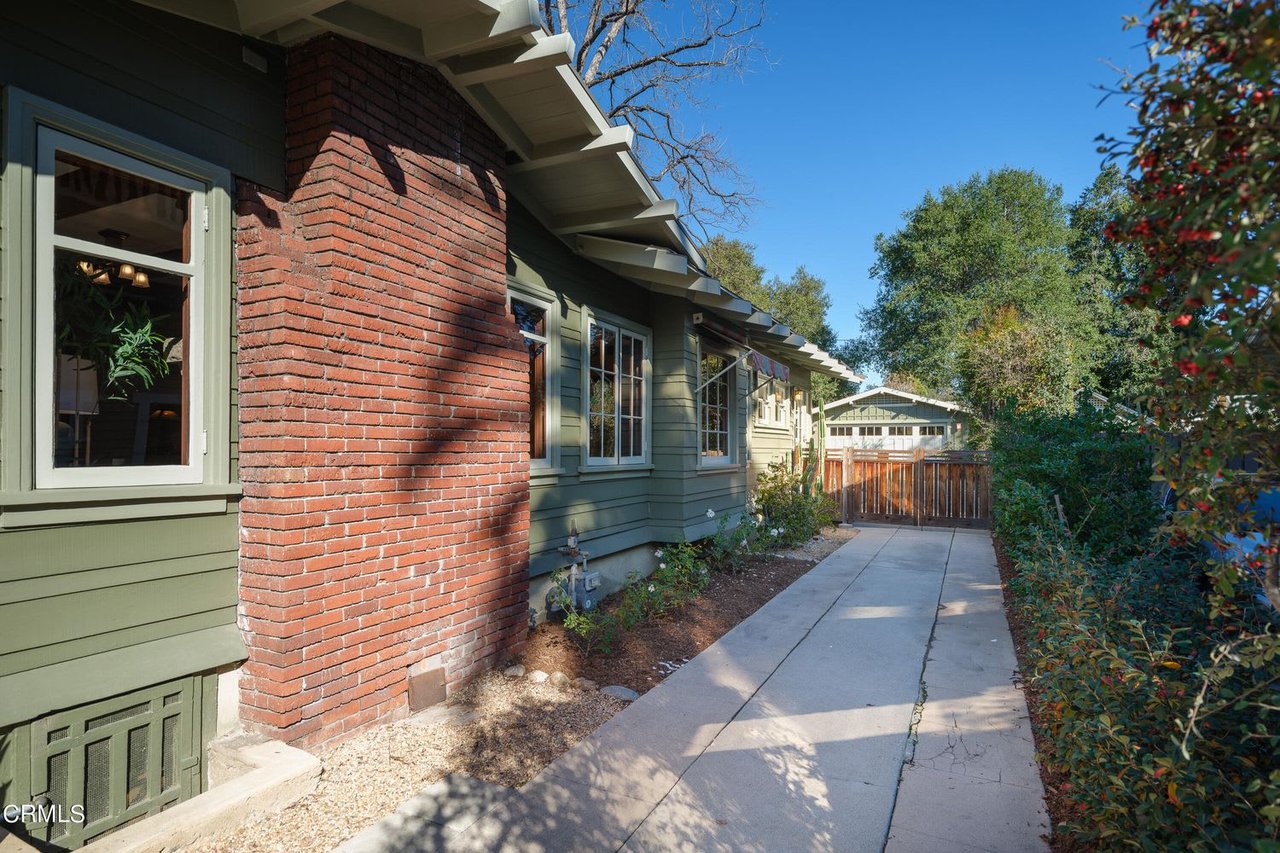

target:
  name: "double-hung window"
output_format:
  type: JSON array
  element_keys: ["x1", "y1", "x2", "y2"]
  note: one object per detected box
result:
[
  {"x1": 753, "y1": 376, "x2": 788, "y2": 429},
  {"x1": 586, "y1": 317, "x2": 647, "y2": 465},
  {"x1": 699, "y1": 347, "x2": 734, "y2": 465},
  {"x1": 32, "y1": 126, "x2": 215, "y2": 489}
]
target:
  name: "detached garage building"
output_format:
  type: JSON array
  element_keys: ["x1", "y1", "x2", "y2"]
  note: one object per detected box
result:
[{"x1": 822, "y1": 387, "x2": 970, "y2": 451}]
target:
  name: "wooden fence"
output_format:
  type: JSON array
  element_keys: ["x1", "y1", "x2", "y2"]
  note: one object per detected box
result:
[{"x1": 823, "y1": 449, "x2": 992, "y2": 528}]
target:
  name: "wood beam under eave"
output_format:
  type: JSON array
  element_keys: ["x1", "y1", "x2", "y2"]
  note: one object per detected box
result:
[
  {"x1": 132, "y1": 0, "x2": 243, "y2": 33},
  {"x1": 745, "y1": 311, "x2": 774, "y2": 329},
  {"x1": 267, "y1": 17, "x2": 327, "y2": 44},
  {"x1": 781, "y1": 334, "x2": 807, "y2": 348},
  {"x1": 575, "y1": 235, "x2": 688, "y2": 277},
  {"x1": 423, "y1": 0, "x2": 542, "y2": 60},
  {"x1": 307, "y1": 2, "x2": 424, "y2": 58},
  {"x1": 446, "y1": 32, "x2": 573, "y2": 86},
  {"x1": 234, "y1": 0, "x2": 340, "y2": 36},
  {"x1": 763, "y1": 323, "x2": 792, "y2": 339},
  {"x1": 508, "y1": 125, "x2": 635, "y2": 174},
  {"x1": 549, "y1": 198, "x2": 677, "y2": 236},
  {"x1": 691, "y1": 293, "x2": 754, "y2": 319},
  {"x1": 635, "y1": 282, "x2": 751, "y2": 320}
]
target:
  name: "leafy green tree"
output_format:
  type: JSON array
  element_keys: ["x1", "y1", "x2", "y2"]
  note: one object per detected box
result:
[
  {"x1": 702, "y1": 236, "x2": 769, "y2": 307},
  {"x1": 1104, "y1": 0, "x2": 1279, "y2": 613},
  {"x1": 703, "y1": 239, "x2": 852, "y2": 402},
  {"x1": 958, "y1": 306, "x2": 1084, "y2": 427},
  {"x1": 1067, "y1": 165, "x2": 1170, "y2": 403},
  {"x1": 1099, "y1": 1, "x2": 1279, "y2": 828},
  {"x1": 859, "y1": 167, "x2": 1093, "y2": 413}
]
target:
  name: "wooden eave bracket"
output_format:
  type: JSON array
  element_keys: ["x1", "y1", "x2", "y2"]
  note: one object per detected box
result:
[
  {"x1": 509, "y1": 125, "x2": 635, "y2": 174},
  {"x1": 575, "y1": 235, "x2": 688, "y2": 277},
  {"x1": 550, "y1": 198, "x2": 677, "y2": 235},
  {"x1": 446, "y1": 31, "x2": 574, "y2": 86}
]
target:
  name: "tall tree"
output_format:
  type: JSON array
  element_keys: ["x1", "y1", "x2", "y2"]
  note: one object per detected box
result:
[
  {"x1": 703, "y1": 239, "x2": 851, "y2": 402},
  {"x1": 701, "y1": 235, "x2": 769, "y2": 307},
  {"x1": 858, "y1": 168, "x2": 1091, "y2": 412},
  {"x1": 957, "y1": 306, "x2": 1084, "y2": 426},
  {"x1": 1067, "y1": 166, "x2": 1168, "y2": 403},
  {"x1": 542, "y1": 1, "x2": 765, "y2": 232}
]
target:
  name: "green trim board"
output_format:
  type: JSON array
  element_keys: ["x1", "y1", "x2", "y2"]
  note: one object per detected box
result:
[{"x1": 0, "y1": 624, "x2": 241, "y2": 730}]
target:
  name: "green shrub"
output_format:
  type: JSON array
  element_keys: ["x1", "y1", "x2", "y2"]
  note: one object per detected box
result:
[
  {"x1": 755, "y1": 460, "x2": 838, "y2": 546},
  {"x1": 991, "y1": 406, "x2": 1159, "y2": 556},
  {"x1": 1007, "y1": 536, "x2": 1277, "y2": 850},
  {"x1": 993, "y1": 410, "x2": 1279, "y2": 850},
  {"x1": 706, "y1": 512, "x2": 764, "y2": 573}
]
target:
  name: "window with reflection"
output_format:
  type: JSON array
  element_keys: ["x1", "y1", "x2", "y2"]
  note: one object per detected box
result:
[
  {"x1": 36, "y1": 128, "x2": 205, "y2": 487},
  {"x1": 699, "y1": 349, "x2": 732, "y2": 463},
  {"x1": 510, "y1": 298, "x2": 549, "y2": 462},
  {"x1": 587, "y1": 319, "x2": 646, "y2": 464}
]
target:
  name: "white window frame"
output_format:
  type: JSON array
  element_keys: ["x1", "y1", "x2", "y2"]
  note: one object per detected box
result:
[
  {"x1": 753, "y1": 376, "x2": 790, "y2": 429},
  {"x1": 887, "y1": 425, "x2": 913, "y2": 437},
  {"x1": 791, "y1": 386, "x2": 808, "y2": 443},
  {"x1": 858, "y1": 426, "x2": 884, "y2": 437},
  {"x1": 582, "y1": 310, "x2": 650, "y2": 467},
  {"x1": 33, "y1": 128, "x2": 208, "y2": 489},
  {"x1": 506, "y1": 285, "x2": 559, "y2": 473},
  {"x1": 919, "y1": 424, "x2": 946, "y2": 437},
  {"x1": 697, "y1": 339, "x2": 737, "y2": 468}
]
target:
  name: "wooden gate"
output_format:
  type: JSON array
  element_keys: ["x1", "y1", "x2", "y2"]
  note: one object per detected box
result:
[{"x1": 824, "y1": 449, "x2": 992, "y2": 528}]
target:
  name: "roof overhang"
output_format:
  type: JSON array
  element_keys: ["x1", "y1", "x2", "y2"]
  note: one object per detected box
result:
[
  {"x1": 822, "y1": 386, "x2": 967, "y2": 414},
  {"x1": 131, "y1": 0, "x2": 861, "y2": 380}
]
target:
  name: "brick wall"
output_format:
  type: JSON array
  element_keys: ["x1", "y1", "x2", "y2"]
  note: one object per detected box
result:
[{"x1": 234, "y1": 35, "x2": 530, "y2": 746}]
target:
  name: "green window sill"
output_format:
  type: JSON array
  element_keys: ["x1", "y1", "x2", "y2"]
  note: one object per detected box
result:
[
  {"x1": 0, "y1": 483, "x2": 242, "y2": 529},
  {"x1": 577, "y1": 463, "x2": 654, "y2": 480}
]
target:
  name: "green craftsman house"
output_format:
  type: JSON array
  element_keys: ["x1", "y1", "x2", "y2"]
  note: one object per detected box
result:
[
  {"x1": 0, "y1": 1, "x2": 857, "y2": 847},
  {"x1": 822, "y1": 387, "x2": 971, "y2": 452}
]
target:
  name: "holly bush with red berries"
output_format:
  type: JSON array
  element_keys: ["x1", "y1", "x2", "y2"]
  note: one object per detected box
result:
[
  {"x1": 1097, "y1": 1, "x2": 1279, "y2": 842},
  {"x1": 1105, "y1": 0, "x2": 1279, "y2": 611}
]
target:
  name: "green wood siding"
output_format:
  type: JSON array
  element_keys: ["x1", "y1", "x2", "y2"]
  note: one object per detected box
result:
[
  {"x1": 509, "y1": 203, "x2": 752, "y2": 573},
  {"x1": 0, "y1": 8, "x2": 252, "y2": 732},
  {"x1": 0, "y1": 512, "x2": 241, "y2": 728},
  {"x1": 0, "y1": 1, "x2": 286, "y2": 191}
]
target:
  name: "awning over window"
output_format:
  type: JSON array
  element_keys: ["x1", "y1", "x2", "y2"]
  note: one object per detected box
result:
[{"x1": 750, "y1": 351, "x2": 790, "y2": 381}]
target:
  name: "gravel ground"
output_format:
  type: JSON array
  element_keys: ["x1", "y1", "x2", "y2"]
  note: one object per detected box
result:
[
  {"x1": 187, "y1": 674, "x2": 624, "y2": 853},
  {"x1": 185, "y1": 526, "x2": 858, "y2": 853}
]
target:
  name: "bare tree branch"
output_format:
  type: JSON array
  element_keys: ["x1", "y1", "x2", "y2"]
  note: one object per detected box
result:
[{"x1": 548, "y1": 0, "x2": 765, "y2": 235}]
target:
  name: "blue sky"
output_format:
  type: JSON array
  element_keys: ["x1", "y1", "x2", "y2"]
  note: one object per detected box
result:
[{"x1": 691, "y1": 1, "x2": 1146, "y2": 360}]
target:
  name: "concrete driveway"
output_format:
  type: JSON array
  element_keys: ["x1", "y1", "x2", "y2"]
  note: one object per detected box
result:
[{"x1": 335, "y1": 525, "x2": 1049, "y2": 853}]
